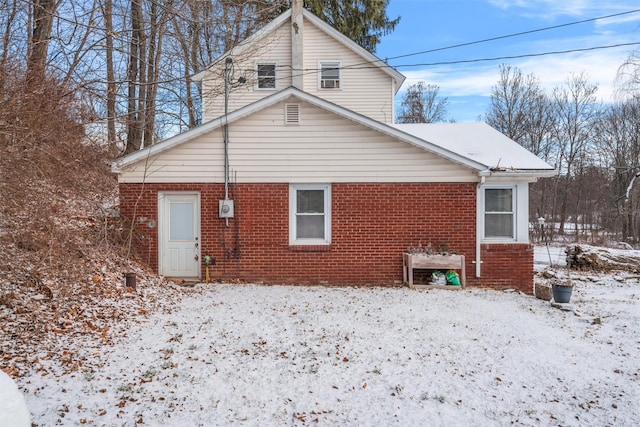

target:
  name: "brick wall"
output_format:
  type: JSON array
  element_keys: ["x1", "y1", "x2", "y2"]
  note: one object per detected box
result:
[
  {"x1": 119, "y1": 182, "x2": 534, "y2": 292},
  {"x1": 479, "y1": 243, "x2": 534, "y2": 294}
]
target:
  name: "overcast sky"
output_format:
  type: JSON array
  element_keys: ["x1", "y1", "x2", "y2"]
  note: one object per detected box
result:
[{"x1": 375, "y1": 0, "x2": 640, "y2": 122}]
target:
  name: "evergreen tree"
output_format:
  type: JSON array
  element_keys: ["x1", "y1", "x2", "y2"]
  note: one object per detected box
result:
[{"x1": 303, "y1": 0, "x2": 400, "y2": 53}]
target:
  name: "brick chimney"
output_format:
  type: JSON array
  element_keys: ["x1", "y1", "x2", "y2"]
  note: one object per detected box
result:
[{"x1": 291, "y1": 0, "x2": 303, "y2": 89}]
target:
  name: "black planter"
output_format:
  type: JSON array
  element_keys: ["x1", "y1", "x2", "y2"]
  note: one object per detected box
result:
[{"x1": 552, "y1": 284, "x2": 572, "y2": 303}]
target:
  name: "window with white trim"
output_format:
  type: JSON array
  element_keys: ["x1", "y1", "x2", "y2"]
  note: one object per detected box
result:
[
  {"x1": 484, "y1": 187, "x2": 515, "y2": 239},
  {"x1": 289, "y1": 184, "x2": 331, "y2": 245},
  {"x1": 319, "y1": 61, "x2": 340, "y2": 89},
  {"x1": 256, "y1": 62, "x2": 276, "y2": 89}
]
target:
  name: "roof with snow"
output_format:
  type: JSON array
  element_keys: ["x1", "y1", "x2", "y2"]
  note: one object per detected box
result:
[
  {"x1": 392, "y1": 122, "x2": 555, "y2": 174},
  {"x1": 113, "y1": 87, "x2": 555, "y2": 179}
]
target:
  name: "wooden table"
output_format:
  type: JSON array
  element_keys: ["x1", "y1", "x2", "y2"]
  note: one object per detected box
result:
[{"x1": 403, "y1": 253, "x2": 466, "y2": 289}]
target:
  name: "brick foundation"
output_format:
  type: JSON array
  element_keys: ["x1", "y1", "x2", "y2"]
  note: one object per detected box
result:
[
  {"x1": 479, "y1": 243, "x2": 534, "y2": 294},
  {"x1": 119, "y1": 182, "x2": 534, "y2": 293}
]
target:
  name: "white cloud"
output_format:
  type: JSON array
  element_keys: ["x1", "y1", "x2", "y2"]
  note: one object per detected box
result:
[
  {"x1": 390, "y1": 1, "x2": 640, "y2": 120},
  {"x1": 397, "y1": 32, "x2": 636, "y2": 104},
  {"x1": 487, "y1": 0, "x2": 640, "y2": 20},
  {"x1": 400, "y1": 49, "x2": 629, "y2": 103}
]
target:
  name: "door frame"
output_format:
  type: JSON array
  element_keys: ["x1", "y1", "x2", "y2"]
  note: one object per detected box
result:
[{"x1": 157, "y1": 191, "x2": 201, "y2": 278}]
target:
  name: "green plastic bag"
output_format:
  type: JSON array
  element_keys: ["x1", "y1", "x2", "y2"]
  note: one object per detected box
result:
[{"x1": 446, "y1": 270, "x2": 460, "y2": 286}]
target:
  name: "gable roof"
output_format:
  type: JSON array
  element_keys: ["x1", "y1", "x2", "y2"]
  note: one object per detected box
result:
[
  {"x1": 190, "y1": 8, "x2": 405, "y2": 93},
  {"x1": 392, "y1": 123, "x2": 555, "y2": 176},
  {"x1": 112, "y1": 87, "x2": 555, "y2": 179}
]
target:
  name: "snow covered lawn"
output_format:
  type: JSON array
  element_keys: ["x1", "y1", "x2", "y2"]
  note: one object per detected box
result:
[{"x1": 16, "y1": 275, "x2": 639, "y2": 426}]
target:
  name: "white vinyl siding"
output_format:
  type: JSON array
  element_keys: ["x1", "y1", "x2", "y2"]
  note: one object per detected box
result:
[
  {"x1": 201, "y1": 24, "x2": 292, "y2": 122},
  {"x1": 303, "y1": 23, "x2": 394, "y2": 123},
  {"x1": 118, "y1": 100, "x2": 476, "y2": 184},
  {"x1": 200, "y1": 16, "x2": 395, "y2": 124}
]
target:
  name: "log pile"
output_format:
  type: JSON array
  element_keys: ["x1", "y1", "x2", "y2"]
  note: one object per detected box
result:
[{"x1": 565, "y1": 245, "x2": 640, "y2": 272}]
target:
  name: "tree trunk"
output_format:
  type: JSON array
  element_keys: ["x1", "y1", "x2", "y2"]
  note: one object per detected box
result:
[
  {"x1": 103, "y1": 0, "x2": 117, "y2": 147},
  {"x1": 27, "y1": 0, "x2": 56, "y2": 88},
  {"x1": 126, "y1": 0, "x2": 144, "y2": 154}
]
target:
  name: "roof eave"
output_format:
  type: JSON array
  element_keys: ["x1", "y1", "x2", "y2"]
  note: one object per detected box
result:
[{"x1": 478, "y1": 169, "x2": 558, "y2": 179}]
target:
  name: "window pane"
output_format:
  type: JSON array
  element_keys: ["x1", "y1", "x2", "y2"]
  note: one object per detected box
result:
[
  {"x1": 485, "y1": 213, "x2": 513, "y2": 237},
  {"x1": 321, "y1": 65, "x2": 339, "y2": 80},
  {"x1": 297, "y1": 190, "x2": 324, "y2": 213},
  {"x1": 486, "y1": 189, "x2": 512, "y2": 212},
  {"x1": 321, "y1": 63, "x2": 340, "y2": 88},
  {"x1": 297, "y1": 215, "x2": 324, "y2": 239},
  {"x1": 170, "y1": 202, "x2": 194, "y2": 240},
  {"x1": 257, "y1": 64, "x2": 276, "y2": 88}
]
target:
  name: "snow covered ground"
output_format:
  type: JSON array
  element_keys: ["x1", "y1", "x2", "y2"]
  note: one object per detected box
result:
[
  {"x1": 15, "y1": 264, "x2": 640, "y2": 426},
  {"x1": 0, "y1": 370, "x2": 30, "y2": 426},
  {"x1": 534, "y1": 244, "x2": 567, "y2": 269}
]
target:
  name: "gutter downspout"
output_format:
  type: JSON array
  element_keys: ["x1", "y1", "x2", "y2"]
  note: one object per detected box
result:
[{"x1": 476, "y1": 174, "x2": 487, "y2": 278}]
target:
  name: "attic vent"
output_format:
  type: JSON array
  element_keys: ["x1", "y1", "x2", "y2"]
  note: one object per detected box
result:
[{"x1": 285, "y1": 103, "x2": 300, "y2": 124}]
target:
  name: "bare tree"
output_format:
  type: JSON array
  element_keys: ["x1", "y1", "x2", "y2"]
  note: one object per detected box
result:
[
  {"x1": 595, "y1": 99, "x2": 640, "y2": 243},
  {"x1": 485, "y1": 65, "x2": 558, "y2": 226},
  {"x1": 486, "y1": 64, "x2": 554, "y2": 151},
  {"x1": 551, "y1": 72, "x2": 599, "y2": 235},
  {"x1": 397, "y1": 82, "x2": 448, "y2": 123},
  {"x1": 616, "y1": 49, "x2": 640, "y2": 99},
  {"x1": 0, "y1": 0, "x2": 22, "y2": 94},
  {"x1": 166, "y1": 0, "x2": 287, "y2": 131}
]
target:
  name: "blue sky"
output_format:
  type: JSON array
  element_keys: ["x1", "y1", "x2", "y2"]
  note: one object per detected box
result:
[{"x1": 375, "y1": 0, "x2": 640, "y2": 122}]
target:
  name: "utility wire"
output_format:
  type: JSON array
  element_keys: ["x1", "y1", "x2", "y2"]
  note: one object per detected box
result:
[
  {"x1": 361, "y1": 41, "x2": 640, "y2": 70},
  {"x1": 219, "y1": 8, "x2": 640, "y2": 81},
  {"x1": 273, "y1": 41, "x2": 640, "y2": 80},
  {"x1": 331, "y1": 8, "x2": 640, "y2": 73},
  {"x1": 386, "y1": 8, "x2": 640, "y2": 62}
]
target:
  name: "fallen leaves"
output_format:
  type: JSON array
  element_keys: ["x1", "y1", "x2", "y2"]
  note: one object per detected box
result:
[{"x1": 1, "y1": 258, "x2": 180, "y2": 378}]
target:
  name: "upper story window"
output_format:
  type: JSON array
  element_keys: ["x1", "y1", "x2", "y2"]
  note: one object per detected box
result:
[
  {"x1": 319, "y1": 61, "x2": 341, "y2": 89},
  {"x1": 256, "y1": 62, "x2": 277, "y2": 89},
  {"x1": 484, "y1": 187, "x2": 515, "y2": 239},
  {"x1": 289, "y1": 184, "x2": 331, "y2": 245}
]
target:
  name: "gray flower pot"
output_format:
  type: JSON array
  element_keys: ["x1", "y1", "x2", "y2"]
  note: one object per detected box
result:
[{"x1": 552, "y1": 284, "x2": 573, "y2": 303}]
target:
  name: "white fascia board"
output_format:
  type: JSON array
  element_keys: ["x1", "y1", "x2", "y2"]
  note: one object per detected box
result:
[
  {"x1": 301, "y1": 10, "x2": 405, "y2": 92},
  {"x1": 478, "y1": 169, "x2": 558, "y2": 179}
]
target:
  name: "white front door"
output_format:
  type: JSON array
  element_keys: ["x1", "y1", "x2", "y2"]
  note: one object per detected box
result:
[{"x1": 158, "y1": 192, "x2": 200, "y2": 278}]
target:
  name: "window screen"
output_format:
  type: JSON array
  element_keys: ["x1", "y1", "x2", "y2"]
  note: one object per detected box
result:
[
  {"x1": 257, "y1": 63, "x2": 276, "y2": 89},
  {"x1": 485, "y1": 188, "x2": 514, "y2": 238}
]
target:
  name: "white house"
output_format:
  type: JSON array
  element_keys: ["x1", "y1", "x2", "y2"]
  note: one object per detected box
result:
[{"x1": 112, "y1": 0, "x2": 555, "y2": 292}]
